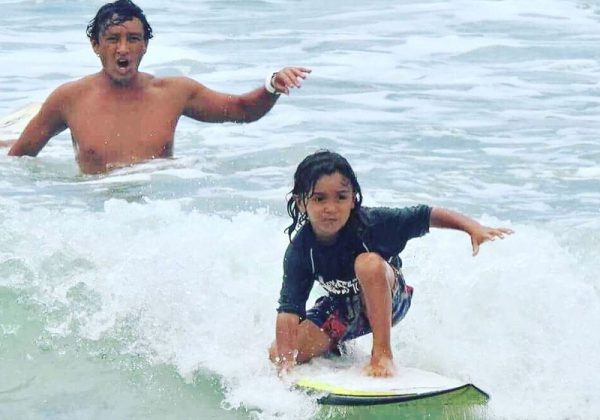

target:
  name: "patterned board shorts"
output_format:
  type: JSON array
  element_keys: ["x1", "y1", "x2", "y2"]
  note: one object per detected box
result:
[{"x1": 306, "y1": 268, "x2": 413, "y2": 343}]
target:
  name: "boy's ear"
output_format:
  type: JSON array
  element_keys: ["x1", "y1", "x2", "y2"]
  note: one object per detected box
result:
[{"x1": 294, "y1": 195, "x2": 306, "y2": 213}]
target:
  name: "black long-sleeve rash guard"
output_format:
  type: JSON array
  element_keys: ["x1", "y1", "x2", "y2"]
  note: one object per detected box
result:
[{"x1": 277, "y1": 205, "x2": 432, "y2": 319}]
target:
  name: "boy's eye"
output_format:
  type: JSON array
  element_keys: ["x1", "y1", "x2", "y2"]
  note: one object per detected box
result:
[{"x1": 129, "y1": 35, "x2": 142, "y2": 42}]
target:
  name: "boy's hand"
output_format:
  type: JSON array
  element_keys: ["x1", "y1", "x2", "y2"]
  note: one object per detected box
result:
[
  {"x1": 276, "y1": 357, "x2": 297, "y2": 377},
  {"x1": 470, "y1": 226, "x2": 514, "y2": 256},
  {"x1": 0, "y1": 139, "x2": 16, "y2": 148}
]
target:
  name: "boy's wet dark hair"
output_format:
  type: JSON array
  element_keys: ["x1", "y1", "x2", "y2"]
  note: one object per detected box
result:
[
  {"x1": 286, "y1": 150, "x2": 367, "y2": 241},
  {"x1": 86, "y1": 0, "x2": 153, "y2": 43}
]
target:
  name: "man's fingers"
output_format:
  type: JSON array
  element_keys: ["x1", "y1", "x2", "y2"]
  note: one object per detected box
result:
[
  {"x1": 287, "y1": 66, "x2": 312, "y2": 76},
  {"x1": 275, "y1": 67, "x2": 312, "y2": 91},
  {"x1": 291, "y1": 67, "x2": 311, "y2": 79}
]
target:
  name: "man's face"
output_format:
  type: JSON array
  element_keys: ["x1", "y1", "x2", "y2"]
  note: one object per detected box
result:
[{"x1": 92, "y1": 17, "x2": 147, "y2": 85}]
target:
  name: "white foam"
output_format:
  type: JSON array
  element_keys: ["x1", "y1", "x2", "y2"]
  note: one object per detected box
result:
[
  {"x1": 1, "y1": 0, "x2": 600, "y2": 418},
  {"x1": 1, "y1": 199, "x2": 599, "y2": 419}
]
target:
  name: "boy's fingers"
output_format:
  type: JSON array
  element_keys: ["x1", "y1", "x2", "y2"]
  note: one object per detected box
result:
[{"x1": 472, "y1": 238, "x2": 480, "y2": 256}]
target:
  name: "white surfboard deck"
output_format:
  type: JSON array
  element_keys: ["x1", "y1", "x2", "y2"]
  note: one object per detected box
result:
[
  {"x1": 292, "y1": 361, "x2": 489, "y2": 406},
  {"x1": 0, "y1": 102, "x2": 42, "y2": 138}
]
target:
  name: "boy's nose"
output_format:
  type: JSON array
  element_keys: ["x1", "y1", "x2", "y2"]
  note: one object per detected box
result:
[{"x1": 323, "y1": 202, "x2": 336, "y2": 213}]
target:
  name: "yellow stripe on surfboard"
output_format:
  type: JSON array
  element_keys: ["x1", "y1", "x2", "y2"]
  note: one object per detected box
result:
[{"x1": 295, "y1": 378, "x2": 407, "y2": 397}]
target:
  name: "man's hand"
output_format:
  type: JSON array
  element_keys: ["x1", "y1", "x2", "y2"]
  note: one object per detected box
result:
[{"x1": 271, "y1": 67, "x2": 312, "y2": 95}]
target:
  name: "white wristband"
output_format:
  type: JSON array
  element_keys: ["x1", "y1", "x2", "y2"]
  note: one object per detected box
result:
[{"x1": 265, "y1": 72, "x2": 280, "y2": 95}]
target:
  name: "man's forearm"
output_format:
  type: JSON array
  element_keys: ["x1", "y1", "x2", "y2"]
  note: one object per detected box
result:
[{"x1": 230, "y1": 87, "x2": 279, "y2": 123}]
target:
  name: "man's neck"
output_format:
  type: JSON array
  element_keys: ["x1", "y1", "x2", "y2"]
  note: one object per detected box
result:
[{"x1": 99, "y1": 70, "x2": 146, "y2": 90}]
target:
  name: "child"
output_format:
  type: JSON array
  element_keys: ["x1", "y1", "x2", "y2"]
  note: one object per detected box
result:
[{"x1": 269, "y1": 150, "x2": 513, "y2": 377}]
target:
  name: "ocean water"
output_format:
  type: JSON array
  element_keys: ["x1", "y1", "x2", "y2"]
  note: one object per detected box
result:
[{"x1": 1, "y1": 0, "x2": 599, "y2": 419}]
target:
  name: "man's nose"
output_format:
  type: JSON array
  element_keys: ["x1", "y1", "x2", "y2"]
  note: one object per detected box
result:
[{"x1": 117, "y1": 39, "x2": 129, "y2": 53}]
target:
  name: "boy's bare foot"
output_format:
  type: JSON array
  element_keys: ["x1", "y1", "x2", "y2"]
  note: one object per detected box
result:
[{"x1": 364, "y1": 353, "x2": 395, "y2": 377}]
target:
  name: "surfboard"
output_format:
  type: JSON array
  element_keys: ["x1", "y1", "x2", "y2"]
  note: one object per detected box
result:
[
  {"x1": 293, "y1": 362, "x2": 489, "y2": 406},
  {"x1": 0, "y1": 102, "x2": 41, "y2": 138}
]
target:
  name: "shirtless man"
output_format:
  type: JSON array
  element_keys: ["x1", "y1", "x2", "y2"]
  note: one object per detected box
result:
[{"x1": 2, "y1": 0, "x2": 311, "y2": 174}]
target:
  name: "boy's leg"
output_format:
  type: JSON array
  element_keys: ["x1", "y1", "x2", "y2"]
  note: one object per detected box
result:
[
  {"x1": 295, "y1": 319, "x2": 336, "y2": 363},
  {"x1": 354, "y1": 252, "x2": 397, "y2": 377},
  {"x1": 268, "y1": 319, "x2": 334, "y2": 364}
]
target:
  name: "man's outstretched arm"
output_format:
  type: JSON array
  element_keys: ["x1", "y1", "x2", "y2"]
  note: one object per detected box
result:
[
  {"x1": 8, "y1": 88, "x2": 69, "y2": 157},
  {"x1": 183, "y1": 67, "x2": 311, "y2": 123}
]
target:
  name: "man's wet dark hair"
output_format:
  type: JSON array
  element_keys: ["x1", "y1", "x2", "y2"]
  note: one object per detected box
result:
[
  {"x1": 285, "y1": 150, "x2": 367, "y2": 241},
  {"x1": 86, "y1": 0, "x2": 153, "y2": 43}
]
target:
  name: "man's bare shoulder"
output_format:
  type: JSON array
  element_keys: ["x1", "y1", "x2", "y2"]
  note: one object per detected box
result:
[
  {"x1": 50, "y1": 74, "x2": 100, "y2": 101},
  {"x1": 145, "y1": 75, "x2": 209, "y2": 103},
  {"x1": 148, "y1": 75, "x2": 204, "y2": 90}
]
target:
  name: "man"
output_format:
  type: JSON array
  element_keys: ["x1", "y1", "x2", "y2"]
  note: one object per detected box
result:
[{"x1": 2, "y1": 0, "x2": 310, "y2": 174}]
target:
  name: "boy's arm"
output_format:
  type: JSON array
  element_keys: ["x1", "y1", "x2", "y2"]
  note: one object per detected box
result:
[
  {"x1": 273, "y1": 312, "x2": 300, "y2": 375},
  {"x1": 0, "y1": 140, "x2": 16, "y2": 148},
  {"x1": 430, "y1": 207, "x2": 513, "y2": 256}
]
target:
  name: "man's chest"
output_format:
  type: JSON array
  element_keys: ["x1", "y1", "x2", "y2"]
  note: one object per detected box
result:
[{"x1": 66, "y1": 92, "x2": 182, "y2": 168}]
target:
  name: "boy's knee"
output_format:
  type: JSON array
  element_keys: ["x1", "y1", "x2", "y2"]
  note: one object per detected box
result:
[{"x1": 354, "y1": 252, "x2": 386, "y2": 279}]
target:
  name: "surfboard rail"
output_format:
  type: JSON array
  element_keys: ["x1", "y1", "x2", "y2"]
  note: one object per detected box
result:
[
  {"x1": 292, "y1": 365, "x2": 490, "y2": 407},
  {"x1": 295, "y1": 381, "x2": 489, "y2": 406},
  {"x1": 0, "y1": 102, "x2": 42, "y2": 138}
]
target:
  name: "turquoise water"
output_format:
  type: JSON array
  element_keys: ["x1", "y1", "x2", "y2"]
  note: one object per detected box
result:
[{"x1": 1, "y1": 1, "x2": 599, "y2": 419}]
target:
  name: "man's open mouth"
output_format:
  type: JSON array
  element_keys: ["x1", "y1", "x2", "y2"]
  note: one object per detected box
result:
[{"x1": 116, "y1": 58, "x2": 130, "y2": 69}]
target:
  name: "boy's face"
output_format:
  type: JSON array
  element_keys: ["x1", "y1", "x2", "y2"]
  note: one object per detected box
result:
[
  {"x1": 92, "y1": 17, "x2": 147, "y2": 85},
  {"x1": 297, "y1": 171, "x2": 355, "y2": 244}
]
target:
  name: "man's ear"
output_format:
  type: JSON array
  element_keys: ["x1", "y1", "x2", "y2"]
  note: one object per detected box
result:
[{"x1": 91, "y1": 40, "x2": 99, "y2": 56}]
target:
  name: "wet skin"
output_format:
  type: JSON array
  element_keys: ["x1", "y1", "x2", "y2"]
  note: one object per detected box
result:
[{"x1": 7, "y1": 18, "x2": 310, "y2": 174}]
